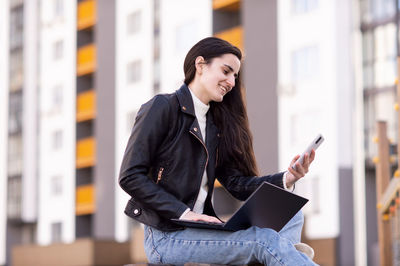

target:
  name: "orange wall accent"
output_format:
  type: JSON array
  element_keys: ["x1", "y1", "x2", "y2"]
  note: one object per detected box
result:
[
  {"x1": 76, "y1": 184, "x2": 96, "y2": 215},
  {"x1": 77, "y1": 44, "x2": 96, "y2": 76},
  {"x1": 213, "y1": 0, "x2": 240, "y2": 11},
  {"x1": 77, "y1": 90, "x2": 96, "y2": 122},
  {"x1": 77, "y1": 0, "x2": 96, "y2": 30},
  {"x1": 215, "y1": 26, "x2": 243, "y2": 52},
  {"x1": 76, "y1": 137, "x2": 96, "y2": 169}
]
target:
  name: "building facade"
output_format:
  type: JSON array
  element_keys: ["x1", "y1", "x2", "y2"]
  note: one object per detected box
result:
[
  {"x1": 278, "y1": 0, "x2": 356, "y2": 265},
  {"x1": 5, "y1": 0, "x2": 40, "y2": 264},
  {"x1": 37, "y1": 0, "x2": 77, "y2": 246},
  {"x1": 0, "y1": 0, "x2": 10, "y2": 264},
  {"x1": 1, "y1": 0, "x2": 213, "y2": 264},
  {"x1": 359, "y1": 0, "x2": 399, "y2": 265}
]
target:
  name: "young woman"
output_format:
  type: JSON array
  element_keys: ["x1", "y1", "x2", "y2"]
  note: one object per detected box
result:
[{"x1": 119, "y1": 37, "x2": 317, "y2": 265}]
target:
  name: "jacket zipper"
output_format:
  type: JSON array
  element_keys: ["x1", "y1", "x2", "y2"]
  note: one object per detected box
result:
[
  {"x1": 215, "y1": 147, "x2": 219, "y2": 168},
  {"x1": 189, "y1": 131, "x2": 209, "y2": 206},
  {"x1": 156, "y1": 167, "x2": 164, "y2": 184}
]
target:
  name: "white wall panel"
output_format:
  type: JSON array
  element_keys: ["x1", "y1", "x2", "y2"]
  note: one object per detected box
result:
[{"x1": 38, "y1": 0, "x2": 76, "y2": 245}]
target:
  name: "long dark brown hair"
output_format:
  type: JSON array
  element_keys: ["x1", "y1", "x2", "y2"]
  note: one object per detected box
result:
[{"x1": 183, "y1": 37, "x2": 259, "y2": 176}]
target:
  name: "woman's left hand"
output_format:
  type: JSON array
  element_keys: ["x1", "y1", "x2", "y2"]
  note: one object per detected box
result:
[{"x1": 286, "y1": 150, "x2": 316, "y2": 188}]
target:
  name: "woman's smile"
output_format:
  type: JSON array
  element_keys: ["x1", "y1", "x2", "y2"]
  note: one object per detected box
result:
[{"x1": 219, "y1": 84, "x2": 229, "y2": 95}]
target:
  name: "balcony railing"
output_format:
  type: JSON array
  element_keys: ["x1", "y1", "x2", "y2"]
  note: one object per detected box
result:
[
  {"x1": 213, "y1": 0, "x2": 240, "y2": 11},
  {"x1": 76, "y1": 137, "x2": 96, "y2": 169},
  {"x1": 76, "y1": 184, "x2": 95, "y2": 215},
  {"x1": 76, "y1": 90, "x2": 96, "y2": 122},
  {"x1": 215, "y1": 26, "x2": 243, "y2": 52},
  {"x1": 77, "y1": 44, "x2": 96, "y2": 76},
  {"x1": 77, "y1": 0, "x2": 96, "y2": 30}
]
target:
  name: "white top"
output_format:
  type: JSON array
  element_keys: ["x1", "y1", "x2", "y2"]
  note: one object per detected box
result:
[{"x1": 189, "y1": 89, "x2": 210, "y2": 214}]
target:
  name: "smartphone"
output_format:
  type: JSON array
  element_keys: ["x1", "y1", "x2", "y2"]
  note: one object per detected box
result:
[{"x1": 292, "y1": 134, "x2": 324, "y2": 170}]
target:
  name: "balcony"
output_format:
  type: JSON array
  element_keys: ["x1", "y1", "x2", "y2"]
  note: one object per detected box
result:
[
  {"x1": 76, "y1": 90, "x2": 96, "y2": 122},
  {"x1": 77, "y1": 44, "x2": 96, "y2": 76},
  {"x1": 76, "y1": 184, "x2": 95, "y2": 215},
  {"x1": 77, "y1": 0, "x2": 96, "y2": 30},
  {"x1": 7, "y1": 176, "x2": 22, "y2": 220},
  {"x1": 76, "y1": 137, "x2": 96, "y2": 169},
  {"x1": 215, "y1": 26, "x2": 243, "y2": 51},
  {"x1": 213, "y1": 0, "x2": 240, "y2": 11}
]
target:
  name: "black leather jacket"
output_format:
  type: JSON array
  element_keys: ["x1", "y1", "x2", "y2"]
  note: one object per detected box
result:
[{"x1": 119, "y1": 85, "x2": 285, "y2": 231}]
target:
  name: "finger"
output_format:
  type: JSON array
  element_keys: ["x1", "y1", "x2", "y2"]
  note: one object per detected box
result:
[
  {"x1": 303, "y1": 153, "x2": 309, "y2": 165},
  {"x1": 302, "y1": 153, "x2": 310, "y2": 172},
  {"x1": 290, "y1": 155, "x2": 300, "y2": 165},
  {"x1": 288, "y1": 166, "x2": 302, "y2": 180},
  {"x1": 295, "y1": 160, "x2": 306, "y2": 176},
  {"x1": 288, "y1": 167, "x2": 305, "y2": 183},
  {"x1": 310, "y1": 149, "x2": 316, "y2": 162}
]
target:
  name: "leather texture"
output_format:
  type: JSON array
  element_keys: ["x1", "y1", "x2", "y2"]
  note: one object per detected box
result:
[{"x1": 119, "y1": 84, "x2": 285, "y2": 231}]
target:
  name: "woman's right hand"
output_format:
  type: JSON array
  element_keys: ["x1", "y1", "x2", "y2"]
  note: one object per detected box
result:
[{"x1": 180, "y1": 211, "x2": 222, "y2": 223}]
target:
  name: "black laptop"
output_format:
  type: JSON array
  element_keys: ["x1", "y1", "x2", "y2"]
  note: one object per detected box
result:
[{"x1": 171, "y1": 181, "x2": 308, "y2": 232}]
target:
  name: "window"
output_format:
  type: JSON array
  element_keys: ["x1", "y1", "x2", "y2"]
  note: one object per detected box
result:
[
  {"x1": 8, "y1": 136, "x2": 23, "y2": 177},
  {"x1": 51, "y1": 222, "x2": 62, "y2": 243},
  {"x1": 54, "y1": 0, "x2": 63, "y2": 18},
  {"x1": 8, "y1": 92, "x2": 23, "y2": 135},
  {"x1": 291, "y1": 46, "x2": 319, "y2": 83},
  {"x1": 52, "y1": 85, "x2": 63, "y2": 109},
  {"x1": 127, "y1": 10, "x2": 141, "y2": 35},
  {"x1": 127, "y1": 60, "x2": 142, "y2": 84},
  {"x1": 7, "y1": 176, "x2": 22, "y2": 219},
  {"x1": 372, "y1": 0, "x2": 395, "y2": 20},
  {"x1": 10, "y1": 49, "x2": 23, "y2": 91},
  {"x1": 10, "y1": 6, "x2": 23, "y2": 49},
  {"x1": 52, "y1": 130, "x2": 63, "y2": 150},
  {"x1": 362, "y1": 31, "x2": 374, "y2": 88},
  {"x1": 53, "y1": 40, "x2": 64, "y2": 61},
  {"x1": 373, "y1": 24, "x2": 396, "y2": 88},
  {"x1": 362, "y1": 0, "x2": 395, "y2": 22},
  {"x1": 127, "y1": 110, "x2": 137, "y2": 133},
  {"x1": 51, "y1": 176, "x2": 63, "y2": 196},
  {"x1": 291, "y1": 0, "x2": 318, "y2": 14}
]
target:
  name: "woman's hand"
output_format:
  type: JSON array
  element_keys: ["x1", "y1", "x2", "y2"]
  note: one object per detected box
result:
[
  {"x1": 180, "y1": 211, "x2": 222, "y2": 224},
  {"x1": 286, "y1": 150, "x2": 316, "y2": 188}
]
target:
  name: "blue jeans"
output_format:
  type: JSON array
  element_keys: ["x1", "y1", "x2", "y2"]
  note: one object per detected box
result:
[{"x1": 144, "y1": 211, "x2": 318, "y2": 265}]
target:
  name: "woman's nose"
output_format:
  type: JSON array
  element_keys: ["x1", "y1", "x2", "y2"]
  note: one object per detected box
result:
[{"x1": 227, "y1": 75, "x2": 235, "y2": 88}]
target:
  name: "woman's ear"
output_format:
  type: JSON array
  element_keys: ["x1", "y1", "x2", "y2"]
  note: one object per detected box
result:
[{"x1": 195, "y1": 56, "x2": 205, "y2": 74}]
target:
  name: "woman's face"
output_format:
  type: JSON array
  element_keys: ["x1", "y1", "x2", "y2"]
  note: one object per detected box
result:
[{"x1": 197, "y1": 53, "x2": 241, "y2": 104}]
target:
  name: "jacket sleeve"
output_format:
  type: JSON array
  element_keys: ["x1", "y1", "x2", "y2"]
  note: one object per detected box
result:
[
  {"x1": 216, "y1": 164, "x2": 285, "y2": 201},
  {"x1": 119, "y1": 95, "x2": 189, "y2": 219}
]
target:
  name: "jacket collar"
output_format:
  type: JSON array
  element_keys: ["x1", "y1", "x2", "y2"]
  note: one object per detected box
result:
[
  {"x1": 176, "y1": 84, "x2": 196, "y2": 117},
  {"x1": 176, "y1": 82, "x2": 219, "y2": 141}
]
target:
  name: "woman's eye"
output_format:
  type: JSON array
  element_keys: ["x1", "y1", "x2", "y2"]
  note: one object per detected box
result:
[{"x1": 223, "y1": 70, "x2": 229, "y2": 74}]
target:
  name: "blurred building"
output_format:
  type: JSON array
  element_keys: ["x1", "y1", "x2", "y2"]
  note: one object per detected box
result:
[
  {"x1": 2, "y1": 0, "x2": 398, "y2": 265},
  {"x1": 3, "y1": 0, "x2": 40, "y2": 264},
  {"x1": 359, "y1": 0, "x2": 399, "y2": 265},
  {"x1": 278, "y1": 0, "x2": 356, "y2": 265},
  {"x1": 0, "y1": 0, "x2": 212, "y2": 265},
  {"x1": 0, "y1": 0, "x2": 10, "y2": 264}
]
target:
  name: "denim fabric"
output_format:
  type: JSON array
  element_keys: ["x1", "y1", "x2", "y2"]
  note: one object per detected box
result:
[{"x1": 144, "y1": 211, "x2": 318, "y2": 265}]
